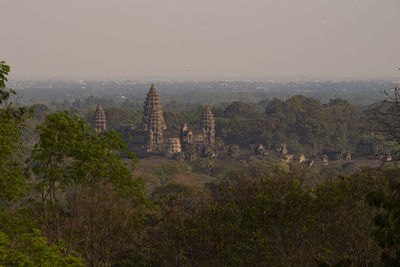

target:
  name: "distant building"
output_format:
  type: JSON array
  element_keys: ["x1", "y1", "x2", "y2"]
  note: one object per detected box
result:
[
  {"x1": 256, "y1": 144, "x2": 265, "y2": 155},
  {"x1": 95, "y1": 84, "x2": 216, "y2": 158},
  {"x1": 94, "y1": 104, "x2": 107, "y2": 133},
  {"x1": 322, "y1": 154, "x2": 329, "y2": 165},
  {"x1": 382, "y1": 153, "x2": 392, "y2": 162},
  {"x1": 294, "y1": 154, "x2": 306, "y2": 163},
  {"x1": 140, "y1": 84, "x2": 167, "y2": 152}
]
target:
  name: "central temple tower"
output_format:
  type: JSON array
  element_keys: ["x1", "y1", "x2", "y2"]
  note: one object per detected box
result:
[
  {"x1": 94, "y1": 104, "x2": 107, "y2": 133},
  {"x1": 200, "y1": 105, "x2": 215, "y2": 145},
  {"x1": 141, "y1": 84, "x2": 166, "y2": 152}
]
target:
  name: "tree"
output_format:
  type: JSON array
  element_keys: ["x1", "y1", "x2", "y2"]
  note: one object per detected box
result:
[
  {"x1": 147, "y1": 183, "x2": 210, "y2": 266},
  {"x1": 224, "y1": 101, "x2": 259, "y2": 119},
  {"x1": 367, "y1": 170, "x2": 400, "y2": 266},
  {"x1": 229, "y1": 144, "x2": 240, "y2": 159},
  {"x1": 264, "y1": 95, "x2": 363, "y2": 155},
  {"x1": 31, "y1": 103, "x2": 50, "y2": 121},
  {"x1": 375, "y1": 86, "x2": 400, "y2": 161},
  {"x1": 104, "y1": 106, "x2": 138, "y2": 130},
  {"x1": 30, "y1": 111, "x2": 147, "y2": 265},
  {"x1": 163, "y1": 111, "x2": 185, "y2": 127},
  {"x1": 183, "y1": 106, "x2": 204, "y2": 127},
  {"x1": 0, "y1": 61, "x2": 82, "y2": 266},
  {"x1": 148, "y1": 167, "x2": 387, "y2": 266},
  {"x1": 192, "y1": 158, "x2": 215, "y2": 176},
  {"x1": 0, "y1": 230, "x2": 84, "y2": 266},
  {"x1": 0, "y1": 61, "x2": 30, "y2": 202}
]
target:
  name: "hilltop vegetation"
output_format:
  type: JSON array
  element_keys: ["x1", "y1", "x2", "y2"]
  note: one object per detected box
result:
[
  {"x1": 2, "y1": 62, "x2": 400, "y2": 266},
  {"x1": 26, "y1": 93, "x2": 393, "y2": 159},
  {"x1": 23, "y1": 79, "x2": 397, "y2": 160}
]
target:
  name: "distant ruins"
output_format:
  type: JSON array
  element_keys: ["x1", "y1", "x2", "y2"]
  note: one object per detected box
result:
[
  {"x1": 140, "y1": 84, "x2": 167, "y2": 152},
  {"x1": 95, "y1": 84, "x2": 216, "y2": 158},
  {"x1": 94, "y1": 104, "x2": 107, "y2": 133},
  {"x1": 252, "y1": 143, "x2": 353, "y2": 166},
  {"x1": 93, "y1": 85, "x2": 359, "y2": 165}
]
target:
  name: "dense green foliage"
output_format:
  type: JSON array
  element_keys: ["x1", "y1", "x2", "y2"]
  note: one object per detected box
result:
[
  {"x1": 28, "y1": 83, "x2": 392, "y2": 159},
  {"x1": 148, "y1": 96, "x2": 380, "y2": 157},
  {"x1": 210, "y1": 96, "x2": 365, "y2": 155},
  {"x1": 0, "y1": 229, "x2": 83, "y2": 266},
  {"x1": 368, "y1": 171, "x2": 400, "y2": 266},
  {"x1": 0, "y1": 61, "x2": 84, "y2": 266},
  {"x1": 143, "y1": 167, "x2": 399, "y2": 266},
  {"x1": 2, "y1": 61, "x2": 400, "y2": 266},
  {"x1": 0, "y1": 62, "x2": 30, "y2": 202},
  {"x1": 265, "y1": 96, "x2": 361, "y2": 154}
]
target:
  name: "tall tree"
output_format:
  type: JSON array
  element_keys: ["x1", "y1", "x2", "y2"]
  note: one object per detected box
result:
[
  {"x1": 376, "y1": 86, "x2": 400, "y2": 161},
  {"x1": 30, "y1": 111, "x2": 147, "y2": 265},
  {"x1": 0, "y1": 61, "x2": 83, "y2": 266},
  {"x1": 0, "y1": 61, "x2": 30, "y2": 201}
]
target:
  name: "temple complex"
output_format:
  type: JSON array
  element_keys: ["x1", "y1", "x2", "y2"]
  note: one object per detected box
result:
[
  {"x1": 94, "y1": 104, "x2": 107, "y2": 133},
  {"x1": 95, "y1": 84, "x2": 216, "y2": 158}
]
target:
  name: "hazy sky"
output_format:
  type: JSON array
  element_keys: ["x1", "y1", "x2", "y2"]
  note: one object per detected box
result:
[{"x1": 1, "y1": 0, "x2": 400, "y2": 80}]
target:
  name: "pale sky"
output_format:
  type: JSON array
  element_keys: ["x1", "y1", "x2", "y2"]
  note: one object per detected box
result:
[{"x1": 1, "y1": 0, "x2": 400, "y2": 80}]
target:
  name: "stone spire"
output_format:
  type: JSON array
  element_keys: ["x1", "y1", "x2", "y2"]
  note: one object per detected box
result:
[
  {"x1": 94, "y1": 104, "x2": 107, "y2": 133},
  {"x1": 141, "y1": 84, "x2": 166, "y2": 152},
  {"x1": 200, "y1": 105, "x2": 215, "y2": 145}
]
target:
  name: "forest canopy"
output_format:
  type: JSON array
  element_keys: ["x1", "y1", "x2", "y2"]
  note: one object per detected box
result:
[{"x1": 1, "y1": 61, "x2": 400, "y2": 266}]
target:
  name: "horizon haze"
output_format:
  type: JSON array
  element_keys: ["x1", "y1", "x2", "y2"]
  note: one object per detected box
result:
[{"x1": 2, "y1": 0, "x2": 400, "y2": 80}]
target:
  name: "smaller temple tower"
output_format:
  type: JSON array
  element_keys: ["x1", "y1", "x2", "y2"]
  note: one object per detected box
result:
[
  {"x1": 94, "y1": 104, "x2": 107, "y2": 133},
  {"x1": 200, "y1": 105, "x2": 215, "y2": 145}
]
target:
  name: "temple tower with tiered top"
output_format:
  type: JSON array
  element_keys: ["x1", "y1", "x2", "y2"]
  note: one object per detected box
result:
[
  {"x1": 200, "y1": 105, "x2": 215, "y2": 145},
  {"x1": 141, "y1": 84, "x2": 167, "y2": 152},
  {"x1": 94, "y1": 104, "x2": 107, "y2": 133}
]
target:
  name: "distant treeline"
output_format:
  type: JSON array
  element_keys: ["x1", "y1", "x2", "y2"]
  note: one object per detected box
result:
[
  {"x1": 29, "y1": 92, "x2": 396, "y2": 157},
  {"x1": 3, "y1": 62, "x2": 400, "y2": 266},
  {"x1": 15, "y1": 80, "x2": 394, "y2": 106}
]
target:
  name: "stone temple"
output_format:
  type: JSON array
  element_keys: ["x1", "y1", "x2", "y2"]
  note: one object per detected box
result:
[
  {"x1": 96, "y1": 84, "x2": 216, "y2": 158},
  {"x1": 200, "y1": 105, "x2": 215, "y2": 145},
  {"x1": 140, "y1": 84, "x2": 167, "y2": 152},
  {"x1": 94, "y1": 104, "x2": 107, "y2": 133}
]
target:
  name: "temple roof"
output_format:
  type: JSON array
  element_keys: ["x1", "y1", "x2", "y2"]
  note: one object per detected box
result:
[
  {"x1": 141, "y1": 84, "x2": 166, "y2": 132},
  {"x1": 149, "y1": 84, "x2": 158, "y2": 93},
  {"x1": 96, "y1": 103, "x2": 104, "y2": 112},
  {"x1": 200, "y1": 105, "x2": 215, "y2": 129},
  {"x1": 94, "y1": 103, "x2": 106, "y2": 132}
]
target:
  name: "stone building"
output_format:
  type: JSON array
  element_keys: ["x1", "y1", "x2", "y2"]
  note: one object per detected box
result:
[
  {"x1": 256, "y1": 144, "x2": 265, "y2": 155},
  {"x1": 381, "y1": 153, "x2": 392, "y2": 162},
  {"x1": 94, "y1": 104, "x2": 107, "y2": 133},
  {"x1": 178, "y1": 105, "x2": 216, "y2": 157},
  {"x1": 294, "y1": 154, "x2": 306, "y2": 163},
  {"x1": 322, "y1": 154, "x2": 329, "y2": 165},
  {"x1": 140, "y1": 84, "x2": 167, "y2": 152},
  {"x1": 165, "y1": 138, "x2": 182, "y2": 157},
  {"x1": 97, "y1": 84, "x2": 215, "y2": 158},
  {"x1": 200, "y1": 105, "x2": 215, "y2": 145}
]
